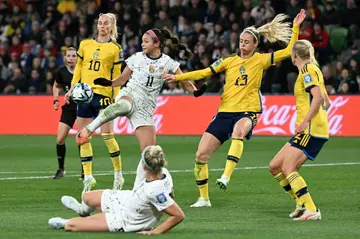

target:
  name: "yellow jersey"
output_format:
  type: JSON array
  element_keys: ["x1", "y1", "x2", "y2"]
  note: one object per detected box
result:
[
  {"x1": 294, "y1": 63, "x2": 329, "y2": 139},
  {"x1": 175, "y1": 24, "x2": 300, "y2": 113},
  {"x1": 71, "y1": 38, "x2": 124, "y2": 99}
]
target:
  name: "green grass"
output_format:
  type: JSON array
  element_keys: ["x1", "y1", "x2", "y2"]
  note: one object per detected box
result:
[{"x1": 0, "y1": 135, "x2": 360, "y2": 239}]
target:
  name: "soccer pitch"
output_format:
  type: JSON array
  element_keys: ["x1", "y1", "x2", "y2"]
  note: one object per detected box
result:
[{"x1": 1, "y1": 135, "x2": 360, "y2": 239}]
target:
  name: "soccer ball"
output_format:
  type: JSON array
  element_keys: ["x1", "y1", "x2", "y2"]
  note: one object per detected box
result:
[{"x1": 71, "y1": 83, "x2": 94, "y2": 104}]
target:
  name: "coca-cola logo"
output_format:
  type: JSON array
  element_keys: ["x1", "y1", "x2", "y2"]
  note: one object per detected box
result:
[{"x1": 254, "y1": 96, "x2": 349, "y2": 135}]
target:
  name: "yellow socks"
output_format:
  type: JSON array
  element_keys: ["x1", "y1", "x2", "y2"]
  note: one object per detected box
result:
[
  {"x1": 102, "y1": 133, "x2": 122, "y2": 177},
  {"x1": 80, "y1": 139, "x2": 93, "y2": 177},
  {"x1": 274, "y1": 173, "x2": 302, "y2": 205},
  {"x1": 194, "y1": 160, "x2": 209, "y2": 200},
  {"x1": 287, "y1": 172, "x2": 317, "y2": 213},
  {"x1": 223, "y1": 138, "x2": 243, "y2": 180}
]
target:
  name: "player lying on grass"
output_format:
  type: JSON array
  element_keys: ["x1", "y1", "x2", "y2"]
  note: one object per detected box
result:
[{"x1": 49, "y1": 145, "x2": 184, "y2": 234}]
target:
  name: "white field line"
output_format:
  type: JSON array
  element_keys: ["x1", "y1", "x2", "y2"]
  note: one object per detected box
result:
[{"x1": 0, "y1": 162, "x2": 359, "y2": 181}]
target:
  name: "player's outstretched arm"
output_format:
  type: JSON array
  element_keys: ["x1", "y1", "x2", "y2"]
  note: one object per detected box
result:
[
  {"x1": 94, "y1": 66, "x2": 133, "y2": 87},
  {"x1": 175, "y1": 68, "x2": 207, "y2": 97},
  {"x1": 262, "y1": 10, "x2": 306, "y2": 69},
  {"x1": 137, "y1": 202, "x2": 184, "y2": 235},
  {"x1": 163, "y1": 67, "x2": 213, "y2": 82}
]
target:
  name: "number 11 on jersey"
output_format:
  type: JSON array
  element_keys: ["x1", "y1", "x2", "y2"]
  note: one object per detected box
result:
[{"x1": 146, "y1": 76, "x2": 154, "y2": 87}]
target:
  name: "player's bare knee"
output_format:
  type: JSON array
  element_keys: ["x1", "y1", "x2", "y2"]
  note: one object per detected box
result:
[
  {"x1": 268, "y1": 162, "x2": 281, "y2": 175},
  {"x1": 82, "y1": 192, "x2": 92, "y2": 205},
  {"x1": 178, "y1": 212, "x2": 185, "y2": 222},
  {"x1": 232, "y1": 129, "x2": 245, "y2": 139},
  {"x1": 56, "y1": 138, "x2": 66, "y2": 145},
  {"x1": 114, "y1": 99, "x2": 132, "y2": 116},
  {"x1": 195, "y1": 151, "x2": 209, "y2": 162},
  {"x1": 281, "y1": 164, "x2": 295, "y2": 176}
]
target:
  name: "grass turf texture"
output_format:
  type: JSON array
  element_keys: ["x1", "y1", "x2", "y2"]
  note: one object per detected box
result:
[{"x1": 0, "y1": 135, "x2": 359, "y2": 239}]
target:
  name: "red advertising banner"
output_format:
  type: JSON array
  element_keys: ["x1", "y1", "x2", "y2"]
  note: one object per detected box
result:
[{"x1": 0, "y1": 95, "x2": 359, "y2": 136}]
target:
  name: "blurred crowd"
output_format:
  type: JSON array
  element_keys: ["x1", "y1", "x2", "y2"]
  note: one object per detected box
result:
[{"x1": 0, "y1": 0, "x2": 359, "y2": 95}]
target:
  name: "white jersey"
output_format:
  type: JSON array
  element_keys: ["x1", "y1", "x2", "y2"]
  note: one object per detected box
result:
[
  {"x1": 123, "y1": 52, "x2": 180, "y2": 113},
  {"x1": 121, "y1": 168, "x2": 174, "y2": 232}
]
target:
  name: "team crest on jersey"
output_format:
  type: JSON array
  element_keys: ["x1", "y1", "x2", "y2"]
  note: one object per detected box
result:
[
  {"x1": 156, "y1": 192, "x2": 167, "y2": 204},
  {"x1": 93, "y1": 51, "x2": 99, "y2": 59},
  {"x1": 240, "y1": 66, "x2": 246, "y2": 75},
  {"x1": 149, "y1": 64, "x2": 155, "y2": 73}
]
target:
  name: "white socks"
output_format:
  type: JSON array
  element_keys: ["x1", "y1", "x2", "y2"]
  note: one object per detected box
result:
[
  {"x1": 79, "y1": 198, "x2": 95, "y2": 216},
  {"x1": 114, "y1": 171, "x2": 122, "y2": 179},
  {"x1": 84, "y1": 174, "x2": 93, "y2": 181},
  {"x1": 87, "y1": 99, "x2": 132, "y2": 133}
]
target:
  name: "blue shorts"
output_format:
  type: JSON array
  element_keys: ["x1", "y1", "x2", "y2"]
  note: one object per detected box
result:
[
  {"x1": 289, "y1": 133, "x2": 328, "y2": 160},
  {"x1": 77, "y1": 93, "x2": 113, "y2": 118},
  {"x1": 205, "y1": 112, "x2": 258, "y2": 144}
]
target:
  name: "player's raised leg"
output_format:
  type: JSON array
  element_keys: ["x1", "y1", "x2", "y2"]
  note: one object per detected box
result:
[
  {"x1": 53, "y1": 122, "x2": 71, "y2": 179},
  {"x1": 77, "y1": 97, "x2": 133, "y2": 146},
  {"x1": 133, "y1": 126, "x2": 156, "y2": 188},
  {"x1": 100, "y1": 117, "x2": 124, "y2": 190},
  {"x1": 269, "y1": 142, "x2": 304, "y2": 217},
  {"x1": 62, "y1": 190, "x2": 103, "y2": 217},
  {"x1": 191, "y1": 132, "x2": 221, "y2": 207},
  {"x1": 282, "y1": 147, "x2": 321, "y2": 220},
  {"x1": 217, "y1": 117, "x2": 251, "y2": 190}
]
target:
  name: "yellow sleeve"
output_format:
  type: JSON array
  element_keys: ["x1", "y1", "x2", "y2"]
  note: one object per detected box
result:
[
  {"x1": 302, "y1": 69, "x2": 320, "y2": 92},
  {"x1": 261, "y1": 24, "x2": 300, "y2": 69},
  {"x1": 71, "y1": 42, "x2": 84, "y2": 86},
  {"x1": 175, "y1": 68, "x2": 213, "y2": 81},
  {"x1": 175, "y1": 58, "x2": 228, "y2": 81},
  {"x1": 111, "y1": 45, "x2": 124, "y2": 80}
]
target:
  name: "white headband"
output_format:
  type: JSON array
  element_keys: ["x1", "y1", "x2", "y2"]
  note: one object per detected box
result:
[{"x1": 243, "y1": 29, "x2": 258, "y2": 42}]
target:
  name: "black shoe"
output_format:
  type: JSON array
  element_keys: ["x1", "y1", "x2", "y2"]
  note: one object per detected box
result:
[{"x1": 53, "y1": 169, "x2": 65, "y2": 179}]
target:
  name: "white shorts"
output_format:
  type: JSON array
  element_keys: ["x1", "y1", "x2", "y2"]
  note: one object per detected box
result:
[
  {"x1": 115, "y1": 89, "x2": 154, "y2": 130},
  {"x1": 101, "y1": 189, "x2": 131, "y2": 232}
]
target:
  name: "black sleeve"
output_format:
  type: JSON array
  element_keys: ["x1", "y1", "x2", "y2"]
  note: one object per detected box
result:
[{"x1": 55, "y1": 68, "x2": 63, "y2": 85}]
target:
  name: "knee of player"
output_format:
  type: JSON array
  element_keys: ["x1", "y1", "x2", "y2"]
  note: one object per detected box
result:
[
  {"x1": 56, "y1": 138, "x2": 66, "y2": 145},
  {"x1": 82, "y1": 192, "x2": 92, "y2": 205},
  {"x1": 177, "y1": 212, "x2": 185, "y2": 222},
  {"x1": 268, "y1": 161, "x2": 280, "y2": 175},
  {"x1": 232, "y1": 129, "x2": 246, "y2": 139},
  {"x1": 114, "y1": 99, "x2": 132, "y2": 115},
  {"x1": 195, "y1": 151, "x2": 210, "y2": 162},
  {"x1": 281, "y1": 165, "x2": 294, "y2": 176}
]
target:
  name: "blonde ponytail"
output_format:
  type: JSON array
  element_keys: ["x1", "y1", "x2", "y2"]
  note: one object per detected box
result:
[
  {"x1": 99, "y1": 13, "x2": 118, "y2": 40},
  {"x1": 308, "y1": 43, "x2": 319, "y2": 66},
  {"x1": 293, "y1": 40, "x2": 319, "y2": 66},
  {"x1": 244, "y1": 14, "x2": 292, "y2": 44}
]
